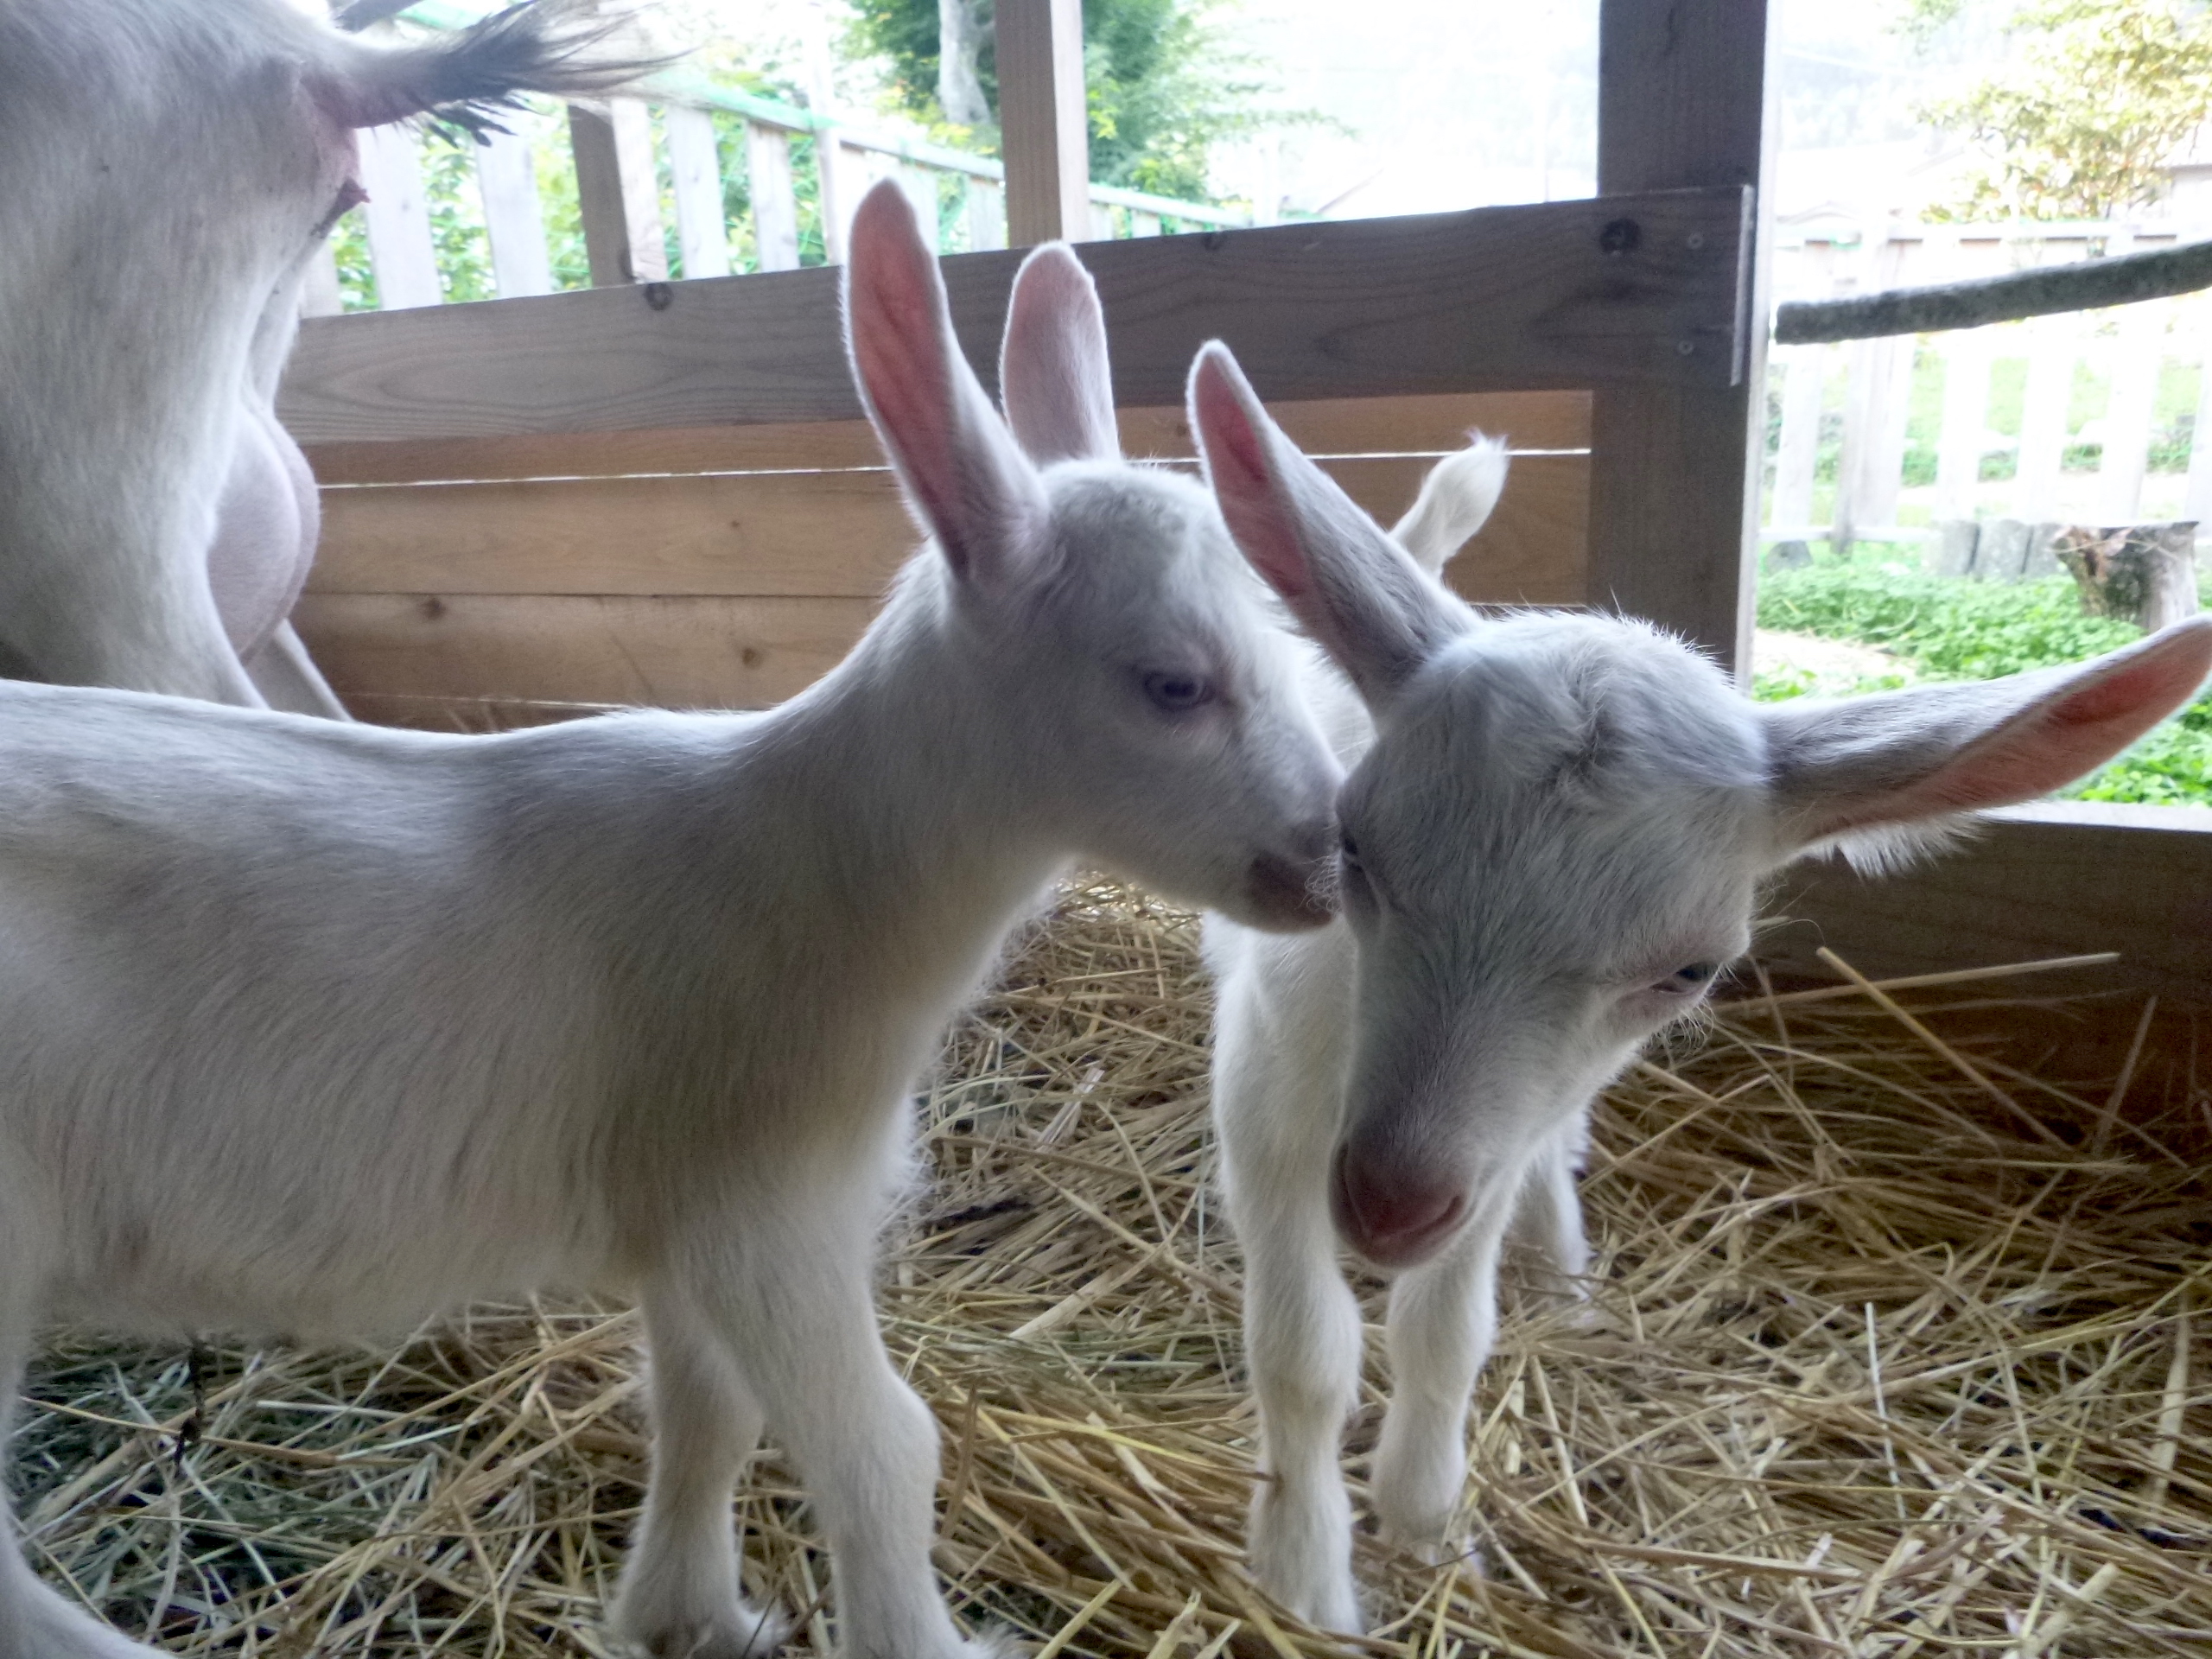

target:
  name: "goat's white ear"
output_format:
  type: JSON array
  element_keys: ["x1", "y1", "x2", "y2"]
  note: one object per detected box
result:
[
  {"x1": 1000, "y1": 243, "x2": 1120, "y2": 465},
  {"x1": 1187, "y1": 341, "x2": 1471, "y2": 708},
  {"x1": 1389, "y1": 434, "x2": 1510, "y2": 576},
  {"x1": 846, "y1": 180, "x2": 1047, "y2": 592},
  {"x1": 1764, "y1": 617, "x2": 2212, "y2": 859}
]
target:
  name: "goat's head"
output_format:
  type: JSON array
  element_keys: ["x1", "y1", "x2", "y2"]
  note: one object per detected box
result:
[
  {"x1": 844, "y1": 183, "x2": 1341, "y2": 931},
  {"x1": 1192, "y1": 340, "x2": 2212, "y2": 1268}
]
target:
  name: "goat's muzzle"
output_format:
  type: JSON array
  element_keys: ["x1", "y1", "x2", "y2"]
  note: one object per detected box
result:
[{"x1": 1330, "y1": 1141, "x2": 1466, "y2": 1268}]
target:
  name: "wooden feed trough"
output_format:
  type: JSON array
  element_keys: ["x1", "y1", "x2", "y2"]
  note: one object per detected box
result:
[{"x1": 13, "y1": 2, "x2": 2212, "y2": 1655}]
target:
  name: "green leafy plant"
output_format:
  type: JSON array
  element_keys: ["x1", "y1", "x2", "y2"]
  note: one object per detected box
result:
[{"x1": 1758, "y1": 550, "x2": 2212, "y2": 803}]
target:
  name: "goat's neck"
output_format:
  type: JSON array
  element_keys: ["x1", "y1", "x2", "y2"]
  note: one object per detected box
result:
[{"x1": 719, "y1": 567, "x2": 1068, "y2": 1028}]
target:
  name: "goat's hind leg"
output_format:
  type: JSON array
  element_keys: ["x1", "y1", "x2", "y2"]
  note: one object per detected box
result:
[{"x1": 610, "y1": 1285, "x2": 791, "y2": 1659}]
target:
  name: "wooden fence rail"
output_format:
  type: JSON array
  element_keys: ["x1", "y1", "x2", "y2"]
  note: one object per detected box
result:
[
  {"x1": 315, "y1": 3, "x2": 1252, "y2": 317},
  {"x1": 1765, "y1": 220, "x2": 2212, "y2": 553}
]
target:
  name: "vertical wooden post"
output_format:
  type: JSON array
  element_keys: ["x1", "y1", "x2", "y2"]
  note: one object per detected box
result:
[
  {"x1": 1770, "y1": 347, "x2": 1824, "y2": 531},
  {"x1": 2100, "y1": 299, "x2": 2165, "y2": 524},
  {"x1": 965, "y1": 179, "x2": 1007, "y2": 251},
  {"x1": 1589, "y1": 0, "x2": 1771, "y2": 677},
  {"x1": 354, "y1": 124, "x2": 441, "y2": 309},
  {"x1": 1833, "y1": 233, "x2": 1910, "y2": 549},
  {"x1": 802, "y1": 0, "x2": 852, "y2": 263},
  {"x1": 666, "y1": 105, "x2": 732, "y2": 279},
  {"x1": 996, "y1": 0, "x2": 1090, "y2": 246},
  {"x1": 2015, "y1": 314, "x2": 2075, "y2": 521},
  {"x1": 474, "y1": 127, "x2": 554, "y2": 298},
  {"x1": 570, "y1": 99, "x2": 668, "y2": 285},
  {"x1": 745, "y1": 124, "x2": 802, "y2": 271},
  {"x1": 1935, "y1": 327, "x2": 1993, "y2": 522},
  {"x1": 898, "y1": 166, "x2": 941, "y2": 252}
]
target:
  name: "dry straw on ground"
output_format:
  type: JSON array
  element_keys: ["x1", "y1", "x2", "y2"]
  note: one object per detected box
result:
[{"x1": 14, "y1": 880, "x2": 2210, "y2": 1657}]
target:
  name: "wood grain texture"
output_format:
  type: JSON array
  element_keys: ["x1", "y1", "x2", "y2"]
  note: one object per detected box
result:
[
  {"x1": 276, "y1": 188, "x2": 1749, "y2": 442},
  {"x1": 306, "y1": 452, "x2": 1588, "y2": 606},
  {"x1": 294, "y1": 594, "x2": 874, "y2": 709},
  {"x1": 569, "y1": 100, "x2": 668, "y2": 286},
  {"x1": 1586, "y1": 0, "x2": 1771, "y2": 675},
  {"x1": 996, "y1": 0, "x2": 1090, "y2": 245},
  {"x1": 298, "y1": 391, "x2": 1592, "y2": 485},
  {"x1": 1757, "y1": 803, "x2": 2212, "y2": 998}
]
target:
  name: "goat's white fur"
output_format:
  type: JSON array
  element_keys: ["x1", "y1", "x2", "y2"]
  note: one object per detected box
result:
[
  {"x1": 0, "y1": 184, "x2": 1349, "y2": 1659},
  {"x1": 0, "y1": 0, "x2": 635, "y2": 711},
  {"x1": 1187, "y1": 341, "x2": 2212, "y2": 1630}
]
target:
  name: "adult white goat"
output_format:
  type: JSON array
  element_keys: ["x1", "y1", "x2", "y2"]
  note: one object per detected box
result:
[
  {"x1": 1189, "y1": 341, "x2": 2212, "y2": 1631},
  {"x1": 0, "y1": 182, "x2": 1352, "y2": 1659},
  {"x1": 0, "y1": 0, "x2": 638, "y2": 711}
]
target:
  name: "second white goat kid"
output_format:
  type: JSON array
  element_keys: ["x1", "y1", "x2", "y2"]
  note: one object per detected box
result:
[
  {"x1": 0, "y1": 181, "x2": 1350, "y2": 1659},
  {"x1": 1190, "y1": 341, "x2": 2212, "y2": 1632}
]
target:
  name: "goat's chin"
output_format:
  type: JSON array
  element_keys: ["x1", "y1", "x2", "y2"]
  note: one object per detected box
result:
[{"x1": 1231, "y1": 853, "x2": 1339, "y2": 932}]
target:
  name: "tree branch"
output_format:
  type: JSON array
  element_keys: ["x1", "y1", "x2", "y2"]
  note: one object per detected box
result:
[{"x1": 1774, "y1": 237, "x2": 2212, "y2": 343}]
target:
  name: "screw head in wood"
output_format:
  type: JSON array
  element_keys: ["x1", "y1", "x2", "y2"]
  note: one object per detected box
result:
[{"x1": 1599, "y1": 217, "x2": 1641, "y2": 255}]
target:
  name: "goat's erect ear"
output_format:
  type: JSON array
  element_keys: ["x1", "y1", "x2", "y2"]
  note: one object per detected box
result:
[
  {"x1": 1188, "y1": 341, "x2": 1472, "y2": 708},
  {"x1": 1389, "y1": 435, "x2": 1510, "y2": 576},
  {"x1": 1764, "y1": 617, "x2": 2212, "y2": 857},
  {"x1": 1001, "y1": 244, "x2": 1120, "y2": 465},
  {"x1": 847, "y1": 180, "x2": 1047, "y2": 592}
]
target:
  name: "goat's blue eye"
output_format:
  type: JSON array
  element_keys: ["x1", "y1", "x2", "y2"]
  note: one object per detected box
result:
[
  {"x1": 1143, "y1": 671, "x2": 1211, "y2": 712},
  {"x1": 1664, "y1": 963, "x2": 1719, "y2": 992}
]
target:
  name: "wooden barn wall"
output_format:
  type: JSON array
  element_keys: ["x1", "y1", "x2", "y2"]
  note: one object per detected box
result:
[{"x1": 294, "y1": 391, "x2": 1592, "y2": 726}]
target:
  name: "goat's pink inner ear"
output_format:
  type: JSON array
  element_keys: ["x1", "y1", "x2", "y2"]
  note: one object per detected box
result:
[{"x1": 1192, "y1": 356, "x2": 1316, "y2": 606}]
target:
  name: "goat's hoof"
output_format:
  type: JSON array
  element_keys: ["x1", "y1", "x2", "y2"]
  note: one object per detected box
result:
[{"x1": 615, "y1": 1601, "x2": 793, "y2": 1659}]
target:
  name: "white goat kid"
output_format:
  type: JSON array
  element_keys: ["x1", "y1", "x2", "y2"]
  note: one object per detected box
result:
[
  {"x1": 1190, "y1": 341, "x2": 2212, "y2": 1631},
  {"x1": 0, "y1": 0, "x2": 636, "y2": 710},
  {"x1": 0, "y1": 183, "x2": 1348, "y2": 1659}
]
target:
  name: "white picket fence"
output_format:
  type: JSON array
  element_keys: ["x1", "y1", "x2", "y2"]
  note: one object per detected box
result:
[
  {"x1": 1767, "y1": 219, "x2": 2212, "y2": 552},
  {"x1": 314, "y1": 3, "x2": 1250, "y2": 315}
]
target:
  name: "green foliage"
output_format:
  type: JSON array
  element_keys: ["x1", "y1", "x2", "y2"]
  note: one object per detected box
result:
[
  {"x1": 846, "y1": 0, "x2": 1283, "y2": 200},
  {"x1": 1921, "y1": 0, "x2": 2212, "y2": 220},
  {"x1": 1757, "y1": 551, "x2": 2212, "y2": 802}
]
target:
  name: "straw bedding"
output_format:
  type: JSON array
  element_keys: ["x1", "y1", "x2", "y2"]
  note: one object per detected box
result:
[{"x1": 13, "y1": 880, "x2": 2211, "y2": 1657}]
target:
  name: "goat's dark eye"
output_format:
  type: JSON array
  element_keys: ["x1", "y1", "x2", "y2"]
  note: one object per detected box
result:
[
  {"x1": 1142, "y1": 671, "x2": 1212, "y2": 712},
  {"x1": 1340, "y1": 836, "x2": 1363, "y2": 872},
  {"x1": 1662, "y1": 963, "x2": 1719, "y2": 993}
]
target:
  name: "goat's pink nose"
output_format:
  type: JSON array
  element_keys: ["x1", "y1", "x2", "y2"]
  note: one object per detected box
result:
[{"x1": 1330, "y1": 1145, "x2": 1466, "y2": 1268}]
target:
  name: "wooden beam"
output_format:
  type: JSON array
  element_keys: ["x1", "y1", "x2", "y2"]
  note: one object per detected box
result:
[
  {"x1": 1587, "y1": 0, "x2": 1770, "y2": 675},
  {"x1": 297, "y1": 390, "x2": 1591, "y2": 485},
  {"x1": 296, "y1": 593, "x2": 874, "y2": 711},
  {"x1": 278, "y1": 188, "x2": 1748, "y2": 441},
  {"x1": 304, "y1": 450, "x2": 1588, "y2": 608},
  {"x1": 569, "y1": 99, "x2": 668, "y2": 285},
  {"x1": 474, "y1": 128, "x2": 555, "y2": 299},
  {"x1": 1757, "y1": 803, "x2": 2212, "y2": 999},
  {"x1": 995, "y1": 0, "x2": 1090, "y2": 246}
]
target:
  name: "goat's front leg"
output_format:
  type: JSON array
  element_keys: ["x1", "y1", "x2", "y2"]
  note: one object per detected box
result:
[
  {"x1": 1212, "y1": 934, "x2": 1366, "y2": 1633},
  {"x1": 609, "y1": 1286, "x2": 790, "y2": 1659},
  {"x1": 671, "y1": 1219, "x2": 991, "y2": 1659},
  {"x1": 1370, "y1": 1200, "x2": 1514, "y2": 1557}
]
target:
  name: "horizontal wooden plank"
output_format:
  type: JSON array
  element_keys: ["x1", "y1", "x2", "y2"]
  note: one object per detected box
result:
[
  {"x1": 299, "y1": 391, "x2": 1593, "y2": 486},
  {"x1": 1756, "y1": 802, "x2": 2212, "y2": 998},
  {"x1": 294, "y1": 594, "x2": 875, "y2": 709},
  {"x1": 310, "y1": 470, "x2": 914, "y2": 598},
  {"x1": 277, "y1": 188, "x2": 1749, "y2": 443},
  {"x1": 306, "y1": 452, "x2": 1587, "y2": 605}
]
